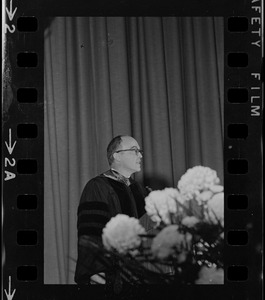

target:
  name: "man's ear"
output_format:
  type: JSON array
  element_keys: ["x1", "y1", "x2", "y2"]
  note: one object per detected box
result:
[{"x1": 113, "y1": 152, "x2": 120, "y2": 162}]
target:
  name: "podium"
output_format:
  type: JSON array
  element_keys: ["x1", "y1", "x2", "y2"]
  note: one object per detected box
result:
[{"x1": 139, "y1": 214, "x2": 174, "y2": 275}]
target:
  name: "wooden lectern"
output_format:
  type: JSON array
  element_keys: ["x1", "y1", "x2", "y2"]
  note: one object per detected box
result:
[{"x1": 139, "y1": 213, "x2": 174, "y2": 275}]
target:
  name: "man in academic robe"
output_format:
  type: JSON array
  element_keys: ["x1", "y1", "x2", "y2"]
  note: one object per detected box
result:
[{"x1": 74, "y1": 135, "x2": 148, "y2": 285}]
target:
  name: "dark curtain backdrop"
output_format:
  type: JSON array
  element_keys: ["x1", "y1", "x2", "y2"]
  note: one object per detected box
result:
[{"x1": 44, "y1": 16, "x2": 224, "y2": 284}]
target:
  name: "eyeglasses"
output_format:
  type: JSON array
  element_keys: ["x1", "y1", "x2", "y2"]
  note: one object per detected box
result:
[{"x1": 115, "y1": 148, "x2": 144, "y2": 156}]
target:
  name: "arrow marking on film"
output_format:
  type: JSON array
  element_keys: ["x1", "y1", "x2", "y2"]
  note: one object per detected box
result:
[
  {"x1": 6, "y1": 0, "x2": 17, "y2": 21},
  {"x1": 5, "y1": 129, "x2": 17, "y2": 155},
  {"x1": 4, "y1": 276, "x2": 16, "y2": 300}
]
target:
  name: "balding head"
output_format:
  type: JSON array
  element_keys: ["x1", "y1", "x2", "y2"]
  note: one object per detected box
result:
[{"x1": 106, "y1": 135, "x2": 143, "y2": 177}]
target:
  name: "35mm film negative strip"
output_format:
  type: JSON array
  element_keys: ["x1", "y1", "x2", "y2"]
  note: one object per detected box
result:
[{"x1": 2, "y1": 0, "x2": 263, "y2": 299}]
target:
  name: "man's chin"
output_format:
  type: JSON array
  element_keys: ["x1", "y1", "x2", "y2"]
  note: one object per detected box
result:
[
  {"x1": 132, "y1": 167, "x2": 141, "y2": 173},
  {"x1": 131, "y1": 164, "x2": 141, "y2": 174}
]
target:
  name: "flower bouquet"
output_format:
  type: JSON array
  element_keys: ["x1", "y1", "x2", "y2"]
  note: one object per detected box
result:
[{"x1": 90, "y1": 166, "x2": 224, "y2": 286}]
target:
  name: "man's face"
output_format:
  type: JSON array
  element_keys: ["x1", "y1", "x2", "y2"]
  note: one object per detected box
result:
[{"x1": 116, "y1": 136, "x2": 143, "y2": 174}]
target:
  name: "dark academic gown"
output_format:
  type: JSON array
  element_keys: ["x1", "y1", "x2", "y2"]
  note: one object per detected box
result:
[{"x1": 74, "y1": 174, "x2": 147, "y2": 284}]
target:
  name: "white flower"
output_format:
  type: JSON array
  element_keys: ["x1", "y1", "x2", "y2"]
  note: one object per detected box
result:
[
  {"x1": 195, "y1": 266, "x2": 224, "y2": 284},
  {"x1": 145, "y1": 188, "x2": 184, "y2": 226},
  {"x1": 207, "y1": 192, "x2": 224, "y2": 226},
  {"x1": 209, "y1": 185, "x2": 224, "y2": 193},
  {"x1": 151, "y1": 225, "x2": 192, "y2": 261},
  {"x1": 102, "y1": 214, "x2": 146, "y2": 255},
  {"x1": 178, "y1": 166, "x2": 221, "y2": 201},
  {"x1": 181, "y1": 216, "x2": 199, "y2": 228},
  {"x1": 196, "y1": 190, "x2": 214, "y2": 203}
]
